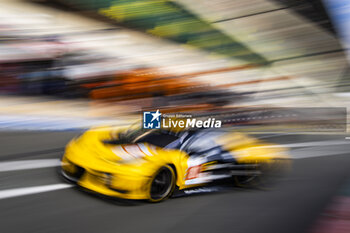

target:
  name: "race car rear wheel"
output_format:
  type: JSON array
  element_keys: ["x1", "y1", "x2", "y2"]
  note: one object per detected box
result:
[
  {"x1": 149, "y1": 165, "x2": 175, "y2": 202},
  {"x1": 234, "y1": 174, "x2": 259, "y2": 188},
  {"x1": 234, "y1": 160, "x2": 290, "y2": 189}
]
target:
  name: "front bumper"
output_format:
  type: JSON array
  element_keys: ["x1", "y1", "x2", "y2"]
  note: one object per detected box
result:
[{"x1": 61, "y1": 155, "x2": 151, "y2": 200}]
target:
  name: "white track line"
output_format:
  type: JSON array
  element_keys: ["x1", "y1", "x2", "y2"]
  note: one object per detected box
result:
[
  {"x1": 259, "y1": 140, "x2": 350, "y2": 148},
  {"x1": 0, "y1": 140, "x2": 347, "y2": 173},
  {"x1": 0, "y1": 184, "x2": 73, "y2": 200},
  {"x1": 0, "y1": 159, "x2": 60, "y2": 172},
  {"x1": 291, "y1": 150, "x2": 349, "y2": 159}
]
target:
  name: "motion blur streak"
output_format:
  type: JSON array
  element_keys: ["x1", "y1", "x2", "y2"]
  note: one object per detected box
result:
[
  {"x1": 0, "y1": 184, "x2": 72, "y2": 200},
  {"x1": 0, "y1": 159, "x2": 60, "y2": 172},
  {"x1": 0, "y1": 0, "x2": 349, "y2": 232},
  {"x1": 256, "y1": 139, "x2": 349, "y2": 149}
]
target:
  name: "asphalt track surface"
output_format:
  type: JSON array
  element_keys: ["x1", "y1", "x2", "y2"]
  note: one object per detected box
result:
[{"x1": 0, "y1": 131, "x2": 350, "y2": 233}]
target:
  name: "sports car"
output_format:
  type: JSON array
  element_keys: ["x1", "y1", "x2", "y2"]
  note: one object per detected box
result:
[{"x1": 61, "y1": 124, "x2": 290, "y2": 202}]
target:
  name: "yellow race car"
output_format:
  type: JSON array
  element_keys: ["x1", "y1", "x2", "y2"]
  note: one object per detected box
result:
[{"x1": 61, "y1": 124, "x2": 290, "y2": 202}]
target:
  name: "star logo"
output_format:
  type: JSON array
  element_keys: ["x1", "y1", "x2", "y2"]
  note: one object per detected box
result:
[
  {"x1": 143, "y1": 110, "x2": 162, "y2": 129},
  {"x1": 151, "y1": 110, "x2": 161, "y2": 122}
]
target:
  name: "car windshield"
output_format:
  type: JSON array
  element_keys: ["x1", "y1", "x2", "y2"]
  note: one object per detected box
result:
[
  {"x1": 134, "y1": 130, "x2": 179, "y2": 147},
  {"x1": 102, "y1": 123, "x2": 147, "y2": 144},
  {"x1": 104, "y1": 122, "x2": 179, "y2": 147}
]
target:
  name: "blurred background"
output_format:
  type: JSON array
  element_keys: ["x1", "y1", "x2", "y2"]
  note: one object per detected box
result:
[{"x1": 0, "y1": 0, "x2": 350, "y2": 233}]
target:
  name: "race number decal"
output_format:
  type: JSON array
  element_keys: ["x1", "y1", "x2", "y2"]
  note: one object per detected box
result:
[{"x1": 186, "y1": 165, "x2": 201, "y2": 180}]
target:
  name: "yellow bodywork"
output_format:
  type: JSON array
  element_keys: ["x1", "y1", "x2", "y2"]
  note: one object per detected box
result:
[{"x1": 61, "y1": 126, "x2": 290, "y2": 201}]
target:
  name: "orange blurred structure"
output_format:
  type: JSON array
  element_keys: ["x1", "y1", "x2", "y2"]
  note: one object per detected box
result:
[
  {"x1": 82, "y1": 65, "x2": 258, "y2": 100},
  {"x1": 81, "y1": 67, "x2": 193, "y2": 100}
]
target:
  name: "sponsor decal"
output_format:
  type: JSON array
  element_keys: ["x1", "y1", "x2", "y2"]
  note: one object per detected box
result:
[{"x1": 184, "y1": 187, "x2": 219, "y2": 194}]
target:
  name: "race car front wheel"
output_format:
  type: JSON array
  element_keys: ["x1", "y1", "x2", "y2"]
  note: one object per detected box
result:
[{"x1": 149, "y1": 165, "x2": 175, "y2": 202}]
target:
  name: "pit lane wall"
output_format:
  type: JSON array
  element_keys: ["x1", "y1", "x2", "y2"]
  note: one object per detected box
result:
[{"x1": 0, "y1": 96, "x2": 134, "y2": 131}]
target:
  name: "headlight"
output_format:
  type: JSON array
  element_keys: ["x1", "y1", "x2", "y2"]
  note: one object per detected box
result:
[
  {"x1": 103, "y1": 173, "x2": 112, "y2": 186},
  {"x1": 92, "y1": 171, "x2": 112, "y2": 185}
]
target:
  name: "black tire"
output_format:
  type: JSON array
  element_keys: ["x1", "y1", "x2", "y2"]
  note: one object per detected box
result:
[
  {"x1": 149, "y1": 165, "x2": 176, "y2": 202},
  {"x1": 234, "y1": 173, "x2": 260, "y2": 188},
  {"x1": 234, "y1": 160, "x2": 290, "y2": 189}
]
